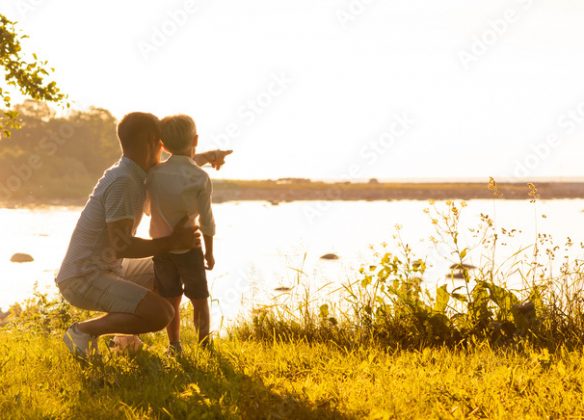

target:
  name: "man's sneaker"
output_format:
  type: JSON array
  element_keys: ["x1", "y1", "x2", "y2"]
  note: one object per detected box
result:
[
  {"x1": 90, "y1": 336, "x2": 99, "y2": 354},
  {"x1": 64, "y1": 323, "x2": 99, "y2": 357}
]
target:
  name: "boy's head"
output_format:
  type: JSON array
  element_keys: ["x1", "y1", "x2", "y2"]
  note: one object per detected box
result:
[{"x1": 159, "y1": 114, "x2": 198, "y2": 155}]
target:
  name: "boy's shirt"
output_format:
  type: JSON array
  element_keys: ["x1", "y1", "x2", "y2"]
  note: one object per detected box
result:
[{"x1": 146, "y1": 155, "x2": 215, "y2": 253}]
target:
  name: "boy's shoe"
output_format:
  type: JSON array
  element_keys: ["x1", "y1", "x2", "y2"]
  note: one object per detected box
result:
[
  {"x1": 167, "y1": 341, "x2": 183, "y2": 357},
  {"x1": 64, "y1": 323, "x2": 99, "y2": 357},
  {"x1": 200, "y1": 337, "x2": 215, "y2": 353}
]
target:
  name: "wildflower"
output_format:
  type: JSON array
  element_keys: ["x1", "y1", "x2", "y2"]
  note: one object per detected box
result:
[
  {"x1": 528, "y1": 183, "x2": 538, "y2": 203},
  {"x1": 488, "y1": 177, "x2": 503, "y2": 198}
]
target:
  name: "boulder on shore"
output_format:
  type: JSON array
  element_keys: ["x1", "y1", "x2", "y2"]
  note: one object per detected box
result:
[
  {"x1": 10, "y1": 253, "x2": 34, "y2": 263},
  {"x1": 320, "y1": 253, "x2": 340, "y2": 260}
]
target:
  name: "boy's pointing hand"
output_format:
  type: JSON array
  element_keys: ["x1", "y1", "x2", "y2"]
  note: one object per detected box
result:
[{"x1": 209, "y1": 150, "x2": 233, "y2": 170}]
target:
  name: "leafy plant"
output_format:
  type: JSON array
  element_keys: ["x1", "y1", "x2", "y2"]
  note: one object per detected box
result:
[
  {"x1": 0, "y1": 14, "x2": 66, "y2": 137},
  {"x1": 237, "y1": 181, "x2": 584, "y2": 350}
]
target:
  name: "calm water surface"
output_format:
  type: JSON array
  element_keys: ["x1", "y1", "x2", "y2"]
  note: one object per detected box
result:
[{"x1": 1, "y1": 200, "x2": 582, "y2": 330}]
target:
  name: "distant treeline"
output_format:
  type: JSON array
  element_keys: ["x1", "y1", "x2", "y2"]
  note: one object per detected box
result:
[
  {"x1": 1, "y1": 102, "x2": 584, "y2": 205},
  {"x1": 0, "y1": 101, "x2": 120, "y2": 203}
]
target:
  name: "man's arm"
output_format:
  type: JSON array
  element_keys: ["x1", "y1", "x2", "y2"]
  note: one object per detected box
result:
[
  {"x1": 193, "y1": 150, "x2": 233, "y2": 169},
  {"x1": 103, "y1": 177, "x2": 199, "y2": 259},
  {"x1": 106, "y1": 217, "x2": 198, "y2": 259}
]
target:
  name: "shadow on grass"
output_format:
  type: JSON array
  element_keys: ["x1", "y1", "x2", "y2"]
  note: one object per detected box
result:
[{"x1": 77, "y1": 346, "x2": 347, "y2": 419}]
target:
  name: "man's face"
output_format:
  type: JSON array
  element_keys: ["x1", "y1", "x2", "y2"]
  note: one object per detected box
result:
[{"x1": 146, "y1": 137, "x2": 163, "y2": 170}]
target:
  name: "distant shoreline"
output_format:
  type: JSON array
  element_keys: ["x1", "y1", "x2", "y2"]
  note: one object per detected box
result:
[
  {"x1": 2, "y1": 181, "x2": 584, "y2": 208},
  {"x1": 210, "y1": 180, "x2": 584, "y2": 203}
]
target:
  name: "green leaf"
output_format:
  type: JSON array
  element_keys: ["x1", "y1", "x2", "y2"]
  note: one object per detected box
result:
[
  {"x1": 451, "y1": 293, "x2": 468, "y2": 302},
  {"x1": 434, "y1": 285, "x2": 449, "y2": 314},
  {"x1": 486, "y1": 283, "x2": 518, "y2": 310}
]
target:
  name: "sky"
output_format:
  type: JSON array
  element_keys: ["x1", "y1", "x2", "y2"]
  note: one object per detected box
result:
[{"x1": 1, "y1": 0, "x2": 584, "y2": 181}]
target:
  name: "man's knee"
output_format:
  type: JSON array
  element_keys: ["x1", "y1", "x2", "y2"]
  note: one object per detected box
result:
[
  {"x1": 136, "y1": 292, "x2": 175, "y2": 330},
  {"x1": 164, "y1": 300, "x2": 176, "y2": 321},
  {"x1": 154, "y1": 298, "x2": 175, "y2": 329}
]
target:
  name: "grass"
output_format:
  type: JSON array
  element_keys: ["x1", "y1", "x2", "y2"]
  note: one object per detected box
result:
[
  {"x1": 1, "y1": 324, "x2": 584, "y2": 419},
  {"x1": 3, "y1": 181, "x2": 584, "y2": 418}
]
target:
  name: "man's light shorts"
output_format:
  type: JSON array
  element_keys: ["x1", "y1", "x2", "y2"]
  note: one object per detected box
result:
[{"x1": 57, "y1": 258, "x2": 154, "y2": 314}]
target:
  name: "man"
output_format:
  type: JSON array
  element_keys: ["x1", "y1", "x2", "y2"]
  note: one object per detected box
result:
[{"x1": 56, "y1": 112, "x2": 231, "y2": 357}]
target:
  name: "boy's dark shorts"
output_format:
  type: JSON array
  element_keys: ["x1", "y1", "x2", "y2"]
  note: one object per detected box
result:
[{"x1": 153, "y1": 248, "x2": 209, "y2": 300}]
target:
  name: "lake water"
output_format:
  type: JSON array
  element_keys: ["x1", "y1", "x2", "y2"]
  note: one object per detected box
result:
[{"x1": 1, "y1": 200, "x2": 583, "y2": 331}]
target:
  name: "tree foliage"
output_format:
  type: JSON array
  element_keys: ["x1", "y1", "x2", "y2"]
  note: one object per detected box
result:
[
  {"x1": 0, "y1": 101, "x2": 120, "y2": 202},
  {"x1": 0, "y1": 14, "x2": 66, "y2": 137}
]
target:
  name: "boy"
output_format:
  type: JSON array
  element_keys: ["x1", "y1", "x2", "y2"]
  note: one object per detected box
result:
[{"x1": 146, "y1": 114, "x2": 215, "y2": 353}]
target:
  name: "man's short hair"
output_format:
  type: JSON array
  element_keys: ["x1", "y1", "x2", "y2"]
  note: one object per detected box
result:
[
  {"x1": 159, "y1": 114, "x2": 196, "y2": 154},
  {"x1": 117, "y1": 112, "x2": 161, "y2": 152}
]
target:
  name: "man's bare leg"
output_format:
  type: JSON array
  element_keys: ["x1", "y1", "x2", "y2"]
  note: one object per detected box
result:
[
  {"x1": 76, "y1": 292, "x2": 175, "y2": 336},
  {"x1": 192, "y1": 298, "x2": 210, "y2": 345}
]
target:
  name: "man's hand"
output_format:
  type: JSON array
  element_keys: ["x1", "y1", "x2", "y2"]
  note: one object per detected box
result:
[
  {"x1": 205, "y1": 252, "x2": 215, "y2": 270},
  {"x1": 106, "y1": 217, "x2": 200, "y2": 259},
  {"x1": 169, "y1": 216, "x2": 201, "y2": 250},
  {"x1": 208, "y1": 150, "x2": 233, "y2": 170}
]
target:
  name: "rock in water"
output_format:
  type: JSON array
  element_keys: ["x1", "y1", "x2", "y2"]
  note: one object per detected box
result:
[
  {"x1": 320, "y1": 253, "x2": 340, "y2": 260},
  {"x1": 449, "y1": 263, "x2": 477, "y2": 270},
  {"x1": 10, "y1": 253, "x2": 34, "y2": 263}
]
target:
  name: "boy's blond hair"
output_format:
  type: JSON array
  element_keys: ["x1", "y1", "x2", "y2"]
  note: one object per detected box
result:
[{"x1": 159, "y1": 114, "x2": 196, "y2": 153}]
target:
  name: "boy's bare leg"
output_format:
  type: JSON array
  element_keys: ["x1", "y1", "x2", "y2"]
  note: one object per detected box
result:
[
  {"x1": 166, "y1": 296, "x2": 182, "y2": 344},
  {"x1": 192, "y1": 298, "x2": 210, "y2": 345}
]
